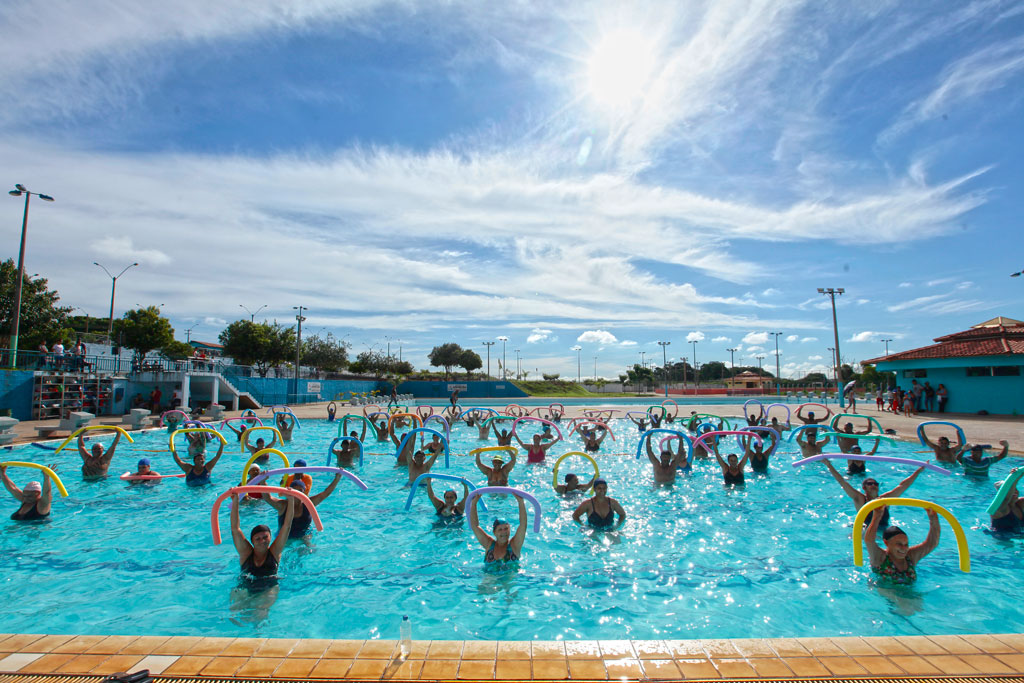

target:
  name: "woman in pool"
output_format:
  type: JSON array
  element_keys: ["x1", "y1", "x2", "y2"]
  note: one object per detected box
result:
[
  {"x1": 844, "y1": 442, "x2": 880, "y2": 475},
  {"x1": 863, "y1": 504, "x2": 940, "y2": 585},
  {"x1": 555, "y1": 472, "x2": 597, "y2": 495},
  {"x1": 571, "y1": 479, "x2": 626, "y2": 529},
  {"x1": 476, "y1": 449, "x2": 516, "y2": 486},
  {"x1": 514, "y1": 431, "x2": 561, "y2": 463},
  {"x1": 469, "y1": 492, "x2": 528, "y2": 564},
  {"x1": 171, "y1": 436, "x2": 226, "y2": 486},
  {"x1": 133, "y1": 458, "x2": 161, "y2": 478},
  {"x1": 491, "y1": 420, "x2": 514, "y2": 446},
  {"x1": 229, "y1": 490, "x2": 294, "y2": 591},
  {"x1": 991, "y1": 471, "x2": 1024, "y2": 533},
  {"x1": 275, "y1": 413, "x2": 296, "y2": 443},
  {"x1": 578, "y1": 425, "x2": 609, "y2": 453},
  {"x1": 326, "y1": 402, "x2": 337, "y2": 422},
  {"x1": 1, "y1": 464, "x2": 55, "y2": 521},
  {"x1": 742, "y1": 431, "x2": 776, "y2": 473},
  {"x1": 426, "y1": 479, "x2": 468, "y2": 519},
  {"x1": 715, "y1": 451, "x2": 750, "y2": 485},
  {"x1": 627, "y1": 413, "x2": 648, "y2": 434},
  {"x1": 265, "y1": 475, "x2": 344, "y2": 539},
  {"x1": 823, "y1": 460, "x2": 924, "y2": 533}
]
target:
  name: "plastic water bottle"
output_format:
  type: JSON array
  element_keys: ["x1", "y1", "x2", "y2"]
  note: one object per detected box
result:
[{"x1": 399, "y1": 615, "x2": 412, "y2": 657}]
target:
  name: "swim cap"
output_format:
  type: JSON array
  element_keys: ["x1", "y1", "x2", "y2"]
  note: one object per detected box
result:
[
  {"x1": 289, "y1": 480, "x2": 307, "y2": 492},
  {"x1": 882, "y1": 525, "x2": 907, "y2": 541},
  {"x1": 294, "y1": 459, "x2": 307, "y2": 468},
  {"x1": 807, "y1": 411, "x2": 815, "y2": 418},
  {"x1": 137, "y1": 458, "x2": 151, "y2": 468},
  {"x1": 249, "y1": 524, "x2": 271, "y2": 540},
  {"x1": 593, "y1": 478, "x2": 607, "y2": 488},
  {"x1": 23, "y1": 481, "x2": 42, "y2": 492}
]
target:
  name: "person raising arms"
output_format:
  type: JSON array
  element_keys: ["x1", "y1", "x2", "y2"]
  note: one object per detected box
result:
[
  {"x1": 230, "y1": 490, "x2": 293, "y2": 592},
  {"x1": 715, "y1": 450, "x2": 750, "y2": 486},
  {"x1": 515, "y1": 431, "x2": 561, "y2": 463},
  {"x1": 476, "y1": 450, "x2": 517, "y2": 486},
  {"x1": 79, "y1": 430, "x2": 122, "y2": 479},
  {"x1": 645, "y1": 436, "x2": 689, "y2": 483},
  {"x1": 572, "y1": 479, "x2": 626, "y2": 529},
  {"x1": 172, "y1": 436, "x2": 226, "y2": 486},
  {"x1": 823, "y1": 460, "x2": 924, "y2": 533},
  {"x1": 1, "y1": 464, "x2": 55, "y2": 521},
  {"x1": 426, "y1": 479, "x2": 468, "y2": 519},
  {"x1": 921, "y1": 432, "x2": 966, "y2": 465},
  {"x1": 863, "y1": 504, "x2": 940, "y2": 585},
  {"x1": 469, "y1": 493, "x2": 527, "y2": 565}
]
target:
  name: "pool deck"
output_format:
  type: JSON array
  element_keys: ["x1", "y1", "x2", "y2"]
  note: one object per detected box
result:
[
  {"x1": 2, "y1": 633, "x2": 1024, "y2": 679},
  {"x1": 4, "y1": 401, "x2": 1023, "y2": 679}
]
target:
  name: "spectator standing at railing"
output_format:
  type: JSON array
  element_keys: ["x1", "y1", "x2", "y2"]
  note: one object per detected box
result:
[
  {"x1": 52, "y1": 340, "x2": 65, "y2": 370},
  {"x1": 37, "y1": 342, "x2": 48, "y2": 369}
]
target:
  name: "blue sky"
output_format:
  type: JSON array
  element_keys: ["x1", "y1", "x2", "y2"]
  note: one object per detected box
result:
[{"x1": 2, "y1": 1, "x2": 1023, "y2": 379}]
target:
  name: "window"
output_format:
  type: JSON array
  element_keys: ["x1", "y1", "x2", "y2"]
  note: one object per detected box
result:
[
  {"x1": 902, "y1": 369, "x2": 927, "y2": 378},
  {"x1": 966, "y1": 366, "x2": 1022, "y2": 377}
]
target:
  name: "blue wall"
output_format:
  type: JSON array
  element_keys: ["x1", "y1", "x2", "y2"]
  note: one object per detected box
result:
[
  {"x1": 225, "y1": 377, "x2": 384, "y2": 405},
  {"x1": 397, "y1": 380, "x2": 528, "y2": 399},
  {"x1": 874, "y1": 356, "x2": 1024, "y2": 415},
  {"x1": 0, "y1": 370, "x2": 35, "y2": 420}
]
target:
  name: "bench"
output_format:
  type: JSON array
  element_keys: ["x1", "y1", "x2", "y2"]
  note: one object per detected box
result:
[
  {"x1": 0, "y1": 416, "x2": 18, "y2": 446},
  {"x1": 203, "y1": 404, "x2": 225, "y2": 420},
  {"x1": 39, "y1": 412, "x2": 95, "y2": 438}
]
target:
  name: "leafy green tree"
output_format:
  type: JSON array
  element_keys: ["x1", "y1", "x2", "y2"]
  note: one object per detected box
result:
[
  {"x1": 541, "y1": 372, "x2": 561, "y2": 380},
  {"x1": 0, "y1": 260, "x2": 72, "y2": 349},
  {"x1": 698, "y1": 360, "x2": 727, "y2": 383},
  {"x1": 458, "y1": 349, "x2": 482, "y2": 379},
  {"x1": 627, "y1": 364, "x2": 654, "y2": 390},
  {"x1": 302, "y1": 333, "x2": 350, "y2": 372},
  {"x1": 352, "y1": 350, "x2": 392, "y2": 378},
  {"x1": 428, "y1": 342, "x2": 464, "y2": 379},
  {"x1": 219, "y1": 320, "x2": 296, "y2": 377},
  {"x1": 113, "y1": 307, "x2": 174, "y2": 363},
  {"x1": 160, "y1": 340, "x2": 195, "y2": 361}
]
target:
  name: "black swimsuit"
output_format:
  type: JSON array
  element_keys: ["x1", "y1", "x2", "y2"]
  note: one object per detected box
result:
[
  {"x1": 587, "y1": 501, "x2": 615, "y2": 528},
  {"x1": 240, "y1": 551, "x2": 279, "y2": 592},
  {"x1": 724, "y1": 467, "x2": 745, "y2": 485},
  {"x1": 10, "y1": 503, "x2": 49, "y2": 521},
  {"x1": 749, "y1": 453, "x2": 769, "y2": 473},
  {"x1": 279, "y1": 505, "x2": 313, "y2": 538}
]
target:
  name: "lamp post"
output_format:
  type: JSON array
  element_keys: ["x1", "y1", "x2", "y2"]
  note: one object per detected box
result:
[
  {"x1": 881, "y1": 338, "x2": 893, "y2": 356},
  {"x1": 827, "y1": 347, "x2": 836, "y2": 387},
  {"x1": 657, "y1": 340, "x2": 670, "y2": 397},
  {"x1": 240, "y1": 304, "x2": 267, "y2": 322},
  {"x1": 185, "y1": 324, "x2": 198, "y2": 343},
  {"x1": 482, "y1": 341, "x2": 495, "y2": 378},
  {"x1": 292, "y1": 306, "x2": 306, "y2": 400},
  {"x1": 497, "y1": 336, "x2": 508, "y2": 380},
  {"x1": 593, "y1": 355, "x2": 597, "y2": 380},
  {"x1": 726, "y1": 347, "x2": 737, "y2": 394},
  {"x1": 770, "y1": 332, "x2": 783, "y2": 394},
  {"x1": 756, "y1": 355, "x2": 765, "y2": 392},
  {"x1": 817, "y1": 287, "x2": 845, "y2": 406},
  {"x1": 689, "y1": 340, "x2": 699, "y2": 389},
  {"x1": 94, "y1": 261, "x2": 139, "y2": 344},
  {"x1": 7, "y1": 185, "x2": 54, "y2": 368},
  {"x1": 571, "y1": 345, "x2": 582, "y2": 383},
  {"x1": 514, "y1": 349, "x2": 521, "y2": 380},
  {"x1": 639, "y1": 350, "x2": 646, "y2": 369}
]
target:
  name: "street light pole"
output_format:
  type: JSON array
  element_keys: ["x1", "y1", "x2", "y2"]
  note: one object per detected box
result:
[
  {"x1": 881, "y1": 338, "x2": 893, "y2": 356},
  {"x1": 818, "y1": 287, "x2": 845, "y2": 407},
  {"x1": 497, "y1": 336, "x2": 508, "y2": 380},
  {"x1": 292, "y1": 306, "x2": 306, "y2": 400},
  {"x1": 515, "y1": 349, "x2": 521, "y2": 380},
  {"x1": 482, "y1": 341, "x2": 495, "y2": 378},
  {"x1": 239, "y1": 304, "x2": 267, "y2": 322},
  {"x1": 726, "y1": 347, "x2": 737, "y2": 393},
  {"x1": 771, "y1": 332, "x2": 783, "y2": 394},
  {"x1": 94, "y1": 261, "x2": 139, "y2": 344},
  {"x1": 757, "y1": 355, "x2": 765, "y2": 393},
  {"x1": 827, "y1": 347, "x2": 836, "y2": 386},
  {"x1": 8, "y1": 185, "x2": 54, "y2": 367},
  {"x1": 689, "y1": 340, "x2": 699, "y2": 389},
  {"x1": 571, "y1": 345, "x2": 582, "y2": 383},
  {"x1": 657, "y1": 340, "x2": 670, "y2": 397},
  {"x1": 593, "y1": 355, "x2": 597, "y2": 380}
]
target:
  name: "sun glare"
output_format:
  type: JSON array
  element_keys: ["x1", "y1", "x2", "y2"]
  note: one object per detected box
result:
[{"x1": 585, "y1": 29, "x2": 657, "y2": 112}]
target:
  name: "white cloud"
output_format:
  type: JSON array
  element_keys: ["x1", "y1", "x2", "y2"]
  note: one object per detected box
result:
[
  {"x1": 619, "y1": 340, "x2": 637, "y2": 346},
  {"x1": 769, "y1": 349, "x2": 782, "y2": 356},
  {"x1": 577, "y1": 330, "x2": 618, "y2": 345},
  {"x1": 762, "y1": 288, "x2": 782, "y2": 297},
  {"x1": 956, "y1": 281, "x2": 974, "y2": 290},
  {"x1": 742, "y1": 331, "x2": 769, "y2": 345},
  {"x1": 711, "y1": 336, "x2": 732, "y2": 343},
  {"x1": 898, "y1": 282, "x2": 913, "y2": 288},
  {"x1": 91, "y1": 236, "x2": 171, "y2": 266},
  {"x1": 686, "y1": 331, "x2": 705, "y2": 342},
  {"x1": 526, "y1": 328, "x2": 553, "y2": 343},
  {"x1": 807, "y1": 354, "x2": 823, "y2": 361},
  {"x1": 800, "y1": 337, "x2": 818, "y2": 343},
  {"x1": 202, "y1": 316, "x2": 227, "y2": 325},
  {"x1": 745, "y1": 345, "x2": 765, "y2": 353},
  {"x1": 785, "y1": 334, "x2": 799, "y2": 342},
  {"x1": 886, "y1": 294, "x2": 950, "y2": 312},
  {"x1": 849, "y1": 330, "x2": 900, "y2": 343}
]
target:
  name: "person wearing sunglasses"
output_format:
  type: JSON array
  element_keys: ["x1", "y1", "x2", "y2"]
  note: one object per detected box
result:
[{"x1": 823, "y1": 460, "x2": 924, "y2": 533}]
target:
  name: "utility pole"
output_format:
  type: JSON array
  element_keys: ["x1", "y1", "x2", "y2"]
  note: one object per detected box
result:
[
  {"x1": 657, "y1": 340, "x2": 671, "y2": 397},
  {"x1": 571, "y1": 346, "x2": 582, "y2": 383},
  {"x1": 757, "y1": 354, "x2": 765, "y2": 393},
  {"x1": 881, "y1": 338, "x2": 893, "y2": 356},
  {"x1": 770, "y1": 332, "x2": 783, "y2": 395},
  {"x1": 497, "y1": 336, "x2": 508, "y2": 380},
  {"x1": 726, "y1": 347, "x2": 737, "y2": 394},
  {"x1": 292, "y1": 306, "x2": 306, "y2": 401},
  {"x1": 818, "y1": 287, "x2": 845, "y2": 407},
  {"x1": 690, "y1": 340, "x2": 699, "y2": 389}
]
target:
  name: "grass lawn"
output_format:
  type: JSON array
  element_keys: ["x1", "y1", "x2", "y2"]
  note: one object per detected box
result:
[{"x1": 511, "y1": 380, "x2": 648, "y2": 398}]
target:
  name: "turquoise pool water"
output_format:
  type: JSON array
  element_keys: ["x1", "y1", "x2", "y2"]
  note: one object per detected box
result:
[{"x1": 1, "y1": 417, "x2": 1020, "y2": 641}]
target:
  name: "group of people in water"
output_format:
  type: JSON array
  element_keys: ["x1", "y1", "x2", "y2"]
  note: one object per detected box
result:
[{"x1": 3, "y1": 401, "x2": 1019, "y2": 591}]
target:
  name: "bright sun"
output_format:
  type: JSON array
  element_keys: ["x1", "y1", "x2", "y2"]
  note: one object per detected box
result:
[{"x1": 585, "y1": 29, "x2": 657, "y2": 112}]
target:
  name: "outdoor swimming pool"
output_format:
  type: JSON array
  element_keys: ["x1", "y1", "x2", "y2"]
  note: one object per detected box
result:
[{"x1": 1, "y1": 415, "x2": 1020, "y2": 641}]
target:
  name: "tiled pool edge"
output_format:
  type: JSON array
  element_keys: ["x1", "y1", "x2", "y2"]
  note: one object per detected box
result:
[{"x1": 1, "y1": 634, "x2": 1022, "y2": 680}]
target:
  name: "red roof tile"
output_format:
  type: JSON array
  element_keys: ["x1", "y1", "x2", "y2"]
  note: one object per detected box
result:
[{"x1": 863, "y1": 323, "x2": 1024, "y2": 364}]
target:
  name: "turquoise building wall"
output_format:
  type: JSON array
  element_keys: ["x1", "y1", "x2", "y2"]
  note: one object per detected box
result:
[{"x1": 873, "y1": 355, "x2": 1024, "y2": 415}]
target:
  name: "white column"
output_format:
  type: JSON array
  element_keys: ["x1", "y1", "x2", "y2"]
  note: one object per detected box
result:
[
  {"x1": 211, "y1": 376, "x2": 220, "y2": 407},
  {"x1": 181, "y1": 375, "x2": 191, "y2": 412}
]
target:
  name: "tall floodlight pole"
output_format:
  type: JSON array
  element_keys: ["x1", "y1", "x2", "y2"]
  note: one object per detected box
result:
[
  {"x1": 818, "y1": 287, "x2": 845, "y2": 407},
  {"x1": 497, "y1": 336, "x2": 508, "y2": 379},
  {"x1": 240, "y1": 304, "x2": 267, "y2": 322},
  {"x1": 881, "y1": 338, "x2": 893, "y2": 356},
  {"x1": 94, "y1": 261, "x2": 140, "y2": 344},
  {"x1": 571, "y1": 345, "x2": 582, "y2": 383},
  {"x1": 515, "y1": 349, "x2": 521, "y2": 379},
  {"x1": 770, "y1": 332, "x2": 783, "y2": 394},
  {"x1": 593, "y1": 356, "x2": 597, "y2": 380},
  {"x1": 293, "y1": 306, "x2": 306, "y2": 400},
  {"x1": 482, "y1": 341, "x2": 495, "y2": 378},
  {"x1": 657, "y1": 340, "x2": 670, "y2": 397},
  {"x1": 726, "y1": 347, "x2": 737, "y2": 393},
  {"x1": 7, "y1": 185, "x2": 54, "y2": 368},
  {"x1": 827, "y1": 347, "x2": 836, "y2": 386},
  {"x1": 757, "y1": 355, "x2": 765, "y2": 393}
]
